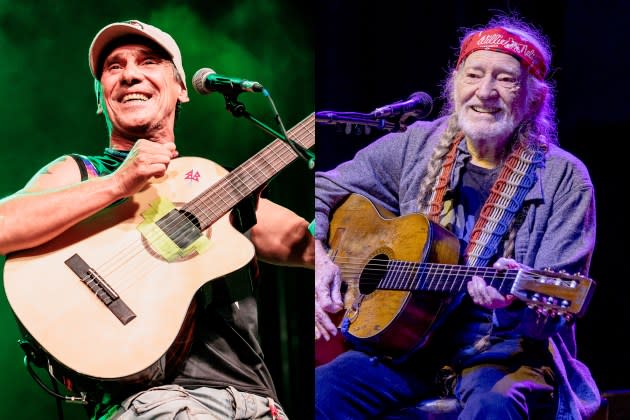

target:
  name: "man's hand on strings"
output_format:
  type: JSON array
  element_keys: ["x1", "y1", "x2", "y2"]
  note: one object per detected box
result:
[{"x1": 467, "y1": 257, "x2": 520, "y2": 310}]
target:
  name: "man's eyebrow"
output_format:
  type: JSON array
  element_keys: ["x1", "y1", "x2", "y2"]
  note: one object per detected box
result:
[
  {"x1": 464, "y1": 62, "x2": 521, "y2": 75},
  {"x1": 102, "y1": 54, "x2": 124, "y2": 70}
]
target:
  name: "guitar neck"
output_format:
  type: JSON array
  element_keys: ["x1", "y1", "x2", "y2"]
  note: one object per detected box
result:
[
  {"x1": 181, "y1": 113, "x2": 314, "y2": 231},
  {"x1": 379, "y1": 261, "x2": 517, "y2": 295}
]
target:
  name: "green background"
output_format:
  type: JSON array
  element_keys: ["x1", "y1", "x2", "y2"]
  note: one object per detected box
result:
[{"x1": 0, "y1": 1, "x2": 313, "y2": 418}]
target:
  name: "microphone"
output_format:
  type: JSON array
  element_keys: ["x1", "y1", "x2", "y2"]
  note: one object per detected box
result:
[
  {"x1": 192, "y1": 68, "x2": 264, "y2": 95},
  {"x1": 371, "y1": 91, "x2": 433, "y2": 119}
]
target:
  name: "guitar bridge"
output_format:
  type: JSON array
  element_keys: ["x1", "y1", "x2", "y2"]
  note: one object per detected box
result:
[
  {"x1": 345, "y1": 295, "x2": 364, "y2": 323},
  {"x1": 64, "y1": 253, "x2": 136, "y2": 325}
]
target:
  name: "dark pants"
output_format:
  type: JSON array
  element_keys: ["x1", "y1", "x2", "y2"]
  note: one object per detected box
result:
[{"x1": 315, "y1": 350, "x2": 555, "y2": 420}]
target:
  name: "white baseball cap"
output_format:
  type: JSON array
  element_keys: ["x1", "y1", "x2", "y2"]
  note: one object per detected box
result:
[{"x1": 88, "y1": 19, "x2": 186, "y2": 89}]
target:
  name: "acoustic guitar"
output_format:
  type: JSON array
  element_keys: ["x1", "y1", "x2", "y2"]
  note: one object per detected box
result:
[
  {"x1": 324, "y1": 193, "x2": 596, "y2": 361},
  {"x1": 3, "y1": 114, "x2": 314, "y2": 384}
]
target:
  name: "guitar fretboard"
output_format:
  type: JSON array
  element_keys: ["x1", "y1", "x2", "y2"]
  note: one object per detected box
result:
[
  {"x1": 379, "y1": 261, "x2": 516, "y2": 295},
  {"x1": 181, "y1": 113, "x2": 314, "y2": 230}
]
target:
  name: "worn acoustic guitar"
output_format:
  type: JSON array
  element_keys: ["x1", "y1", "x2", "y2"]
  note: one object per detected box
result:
[
  {"x1": 3, "y1": 114, "x2": 314, "y2": 385},
  {"x1": 316, "y1": 193, "x2": 596, "y2": 363}
]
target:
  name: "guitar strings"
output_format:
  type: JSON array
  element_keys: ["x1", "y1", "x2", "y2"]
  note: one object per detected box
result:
[
  {"x1": 329, "y1": 256, "x2": 583, "y2": 315},
  {"x1": 330, "y1": 255, "x2": 520, "y2": 293}
]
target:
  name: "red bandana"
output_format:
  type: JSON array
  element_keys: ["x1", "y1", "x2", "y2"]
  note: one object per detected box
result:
[{"x1": 457, "y1": 28, "x2": 547, "y2": 80}]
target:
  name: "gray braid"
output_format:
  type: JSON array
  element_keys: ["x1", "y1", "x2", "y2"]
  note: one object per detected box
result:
[{"x1": 416, "y1": 114, "x2": 460, "y2": 214}]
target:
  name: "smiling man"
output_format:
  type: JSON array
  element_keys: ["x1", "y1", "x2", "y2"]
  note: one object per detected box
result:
[
  {"x1": 315, "y1": 15, "x2": 600, "y2": 419},
  {"x1": 0, "y1": 20, "x2": 313, "y2": 419}
]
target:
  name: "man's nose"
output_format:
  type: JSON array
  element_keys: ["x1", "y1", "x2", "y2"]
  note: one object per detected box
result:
[
  {"x1": 476, "y1": 75, "x2": 499, "y2": 99},
  {"x1": 121, "y1": 63, "x2": 143, "y2": 84}
]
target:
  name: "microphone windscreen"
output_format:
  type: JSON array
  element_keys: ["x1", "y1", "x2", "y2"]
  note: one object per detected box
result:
[{"x1": 192, "y1": 68, "x2": 216, "y2": 95}]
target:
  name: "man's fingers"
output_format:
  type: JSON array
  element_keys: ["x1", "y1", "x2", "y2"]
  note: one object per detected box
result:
[
  {"x1": 315, "y1": 268, "x2": 344, "y2": 313},
  {"x1": 467, "y1": 275, "x2": 515, "y2": 309},
  {"x1": 493, "y1": 257, "x2": 522, "y2": 270},
  {"x1": 330, "y1": 270, "x2": 344, "y2": 310},
  {"x1": 315, "y1": 282, "x2": 334, "y2": 310},
  {"x1": 315, "y1": 302, "x2": 338, "y2": 340}
]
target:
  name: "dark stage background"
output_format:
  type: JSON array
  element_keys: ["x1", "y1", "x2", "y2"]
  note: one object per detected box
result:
[
  {"x1": 317, "y1": 0, "x2": 630, "y2": 402},
  {"x1": 0, "y1": 1, "x2": 312, "y2": 419}
]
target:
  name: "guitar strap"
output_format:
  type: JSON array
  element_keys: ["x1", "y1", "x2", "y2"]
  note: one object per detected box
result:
[
  {"x1": 425, "y1": 135, "x2": 545, "y2": 267},
  {"x1": 69, "y1": 154, "x2": 89, "y2": 181},
  {"x1": 463, "y1": 143, "x2": 544, "y2": 267}
]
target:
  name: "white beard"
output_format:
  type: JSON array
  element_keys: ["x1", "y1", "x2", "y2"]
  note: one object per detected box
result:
[{"x1": 457, "y1": 108, "x2": 520, "y2": 143}]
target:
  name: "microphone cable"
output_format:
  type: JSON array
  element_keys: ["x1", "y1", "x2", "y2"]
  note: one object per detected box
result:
[{"x1": 262, "y1": 88, "x2": 315, "y2": 170}]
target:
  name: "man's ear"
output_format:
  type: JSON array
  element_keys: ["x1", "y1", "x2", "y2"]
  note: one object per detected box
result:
[{"x1": 178, "y1": 85, "x2": 190, "y2": 103}]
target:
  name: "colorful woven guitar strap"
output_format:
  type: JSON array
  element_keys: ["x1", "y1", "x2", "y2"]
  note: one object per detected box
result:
[{"x1": 425, "y1": 134, "x2": 545, "y2": 267}]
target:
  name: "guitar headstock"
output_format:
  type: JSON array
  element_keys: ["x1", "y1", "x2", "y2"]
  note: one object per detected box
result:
[{"x1": 511, "y1": 268, "x2": 596, "y2": 319}]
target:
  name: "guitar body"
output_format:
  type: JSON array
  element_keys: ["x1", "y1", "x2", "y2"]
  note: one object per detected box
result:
[
  {"x1": 329, "y1": 194, "x2": 460, "y2": 360},
  {"x1": 3, "y1": 156, "x2": 255, "y2": 382},
  {"x1": 323, "y1": 193, "x2": 596, "y2": 362}
]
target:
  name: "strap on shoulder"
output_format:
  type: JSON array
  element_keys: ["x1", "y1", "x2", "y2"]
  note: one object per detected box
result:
[{"x1": 68, "y1": 154, "x2": 89, "y2": 182}]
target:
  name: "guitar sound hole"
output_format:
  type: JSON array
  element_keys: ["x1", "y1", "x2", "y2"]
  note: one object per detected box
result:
[
  {"x1": 180, "y1": 209, "x2": 202, "y2": 229},
  {"x1": 155, "y1": 209, "x2": 202, "y2": 249},
  {"x1": 358, "y1": 254, "x2": 389, "y2": 295}
]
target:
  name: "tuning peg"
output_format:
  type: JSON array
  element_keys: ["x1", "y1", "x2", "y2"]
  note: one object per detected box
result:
[{"x1": 563, "y1": 313, "x2": 573, "y2": 322}]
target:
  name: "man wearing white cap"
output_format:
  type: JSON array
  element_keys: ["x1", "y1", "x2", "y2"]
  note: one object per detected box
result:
[{"x1": 0, "y1": 19, "x2": 313, "y2": 419}]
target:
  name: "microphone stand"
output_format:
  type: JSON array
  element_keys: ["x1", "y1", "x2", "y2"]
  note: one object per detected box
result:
[
  {"x1": 315, "y1": 110, "x2": 412, "y2": 133},
  {"x1": 223, "y1": 94, "x2": 315, "y2": 169}
]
